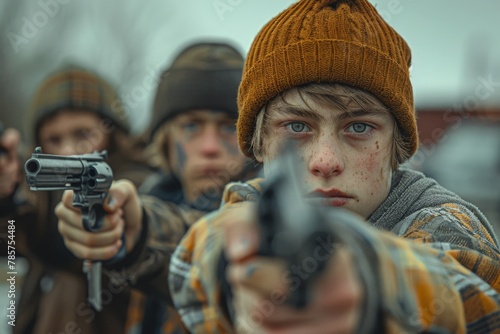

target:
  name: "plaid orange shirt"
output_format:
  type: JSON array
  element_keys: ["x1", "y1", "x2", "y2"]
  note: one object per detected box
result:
[{"x1": 169, "y1": 171, "x2": 500, "y2": 333}]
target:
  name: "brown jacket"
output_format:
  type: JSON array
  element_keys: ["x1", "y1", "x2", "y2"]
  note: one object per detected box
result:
[{"x1": 3, "y1": 137, "x2": 154, "y2": 334}]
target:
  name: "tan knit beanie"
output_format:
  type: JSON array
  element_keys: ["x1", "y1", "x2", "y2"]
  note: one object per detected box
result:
[
  {"x1": 29, "y1": 65, "x2": 128, "y2": 144},
  {"x1": 150, "y1": 42, "x2": 244, "y2": 138},
  {"x1": 237, "y1": 0, "x2": 418, "y2": 160}
]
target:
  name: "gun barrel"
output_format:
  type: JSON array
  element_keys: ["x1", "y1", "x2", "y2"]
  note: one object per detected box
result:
[
  {"x1": 25, "y1": 156, "x2": 86, "y2": 190},
  {"x1": 25, "y1": 156, "x2": 86, "y2": 175},
  {"x1": 24, "y1": 148, "x2": 111, "y2": 192}
]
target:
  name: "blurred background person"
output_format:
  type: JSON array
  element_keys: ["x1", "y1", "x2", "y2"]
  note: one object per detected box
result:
[
  {"x1": 1, "y1": 65, "x2": 153, "y2": 334},
  {"x1": 0, "y1": 123, "x2": 23, "y2": 258},
  {"x1": 125, "y1": 41, "x2": 259, "y2": 334}
]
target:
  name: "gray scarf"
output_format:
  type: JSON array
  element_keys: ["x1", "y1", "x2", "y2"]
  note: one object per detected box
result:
[{"x1": 369, "y1": 167, "x2": 499, "y2": 247}]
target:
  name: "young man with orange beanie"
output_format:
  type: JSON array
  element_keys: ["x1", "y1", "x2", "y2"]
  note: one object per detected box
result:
[
  {"x1": 167, "y1": 0, "x2": 500, "y2": 332},
  {"x1": 55, "y1": 0, "x2": 500, "y2": 333}
]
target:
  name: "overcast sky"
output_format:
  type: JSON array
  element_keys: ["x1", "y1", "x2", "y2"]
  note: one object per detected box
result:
[{"x1": 2, "y1": 0, "x2": 500, "y2": 133}]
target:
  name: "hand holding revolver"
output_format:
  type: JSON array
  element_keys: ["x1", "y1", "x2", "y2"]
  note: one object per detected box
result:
[
  {"x1": 55, "y1": 179, "x2": 143, "y2": 260},
  {"x1": 24, "y1": 147, "x2": 143, "y2": 311}
]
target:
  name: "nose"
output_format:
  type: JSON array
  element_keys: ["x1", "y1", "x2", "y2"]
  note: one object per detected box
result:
[
  {"x1": 58, "y1": 136, "x2": 86, "y2": 155},
  {"x1": 58, "y1": 142, "x2": 78, "y2": 156},
  {"x1": 199, "y1": 125, "x2": 223, "y2": 157},
  {"x1": 308, "y1": 140, "x2": 344, "y2": 178}
]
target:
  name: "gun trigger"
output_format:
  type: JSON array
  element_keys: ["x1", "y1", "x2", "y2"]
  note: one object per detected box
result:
[{"x1": 82, "y1": 204, "x2": 106, "y2": 232}]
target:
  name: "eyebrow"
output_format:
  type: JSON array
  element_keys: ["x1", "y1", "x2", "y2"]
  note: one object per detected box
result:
[
  {"x1": 336, "y1": 109, "x2": 391, "y2": 122},
  {"x1": 273, "y1": 106, "x2": 324, "y2": 123},
  {"x1": 273, "y1": 105, "x2": 390, "y2": 123},
  {"x1": 177, "y1": 113, "x2": 235, "y2": 123}
]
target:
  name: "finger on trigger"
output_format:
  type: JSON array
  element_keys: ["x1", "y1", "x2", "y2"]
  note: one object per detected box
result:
[
  {"x1": 55, "y1": 202, "x2": 84, "y2": 229},
  {"x1": 99, "y1": 211, "x2": 123, "y2": 232}
]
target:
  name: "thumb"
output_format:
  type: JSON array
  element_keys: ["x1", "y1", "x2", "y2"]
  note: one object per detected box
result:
[
  {"x1": 103, "y1": 179, "x2": 142, "y2": 252},
  {"x1": 222, "y1": 202, "x2": 259, "y2": 262},
  {"x1": 103, "y1": 180, "x2": 136, "y2": 213}
]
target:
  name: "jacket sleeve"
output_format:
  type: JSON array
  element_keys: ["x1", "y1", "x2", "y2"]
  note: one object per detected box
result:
[
  {"x1": 169, "y1": 208, "x2": 234, "y2": 333},
  {"x1": 104, "y1": 194, "x2": 201, "y2": 304},
  {"x1": 374, "y1": 203, "x2": 500, "y2": 333},
  {"x1": 169, "y1": 202, "x2": 500, "y2": 333}
]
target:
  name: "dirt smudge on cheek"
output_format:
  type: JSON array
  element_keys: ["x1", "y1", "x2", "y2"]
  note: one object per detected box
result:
[
  {"x1": 364, "y1": 153, "x2": 378, "y2": 173},
  {"x1": 175, "y1": 142, "x2": 187, "y2": 170}
]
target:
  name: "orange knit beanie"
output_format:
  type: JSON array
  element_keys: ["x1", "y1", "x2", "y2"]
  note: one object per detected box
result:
[{"x1": 237, "y1": 0, "x2": 418, "y2": 160}]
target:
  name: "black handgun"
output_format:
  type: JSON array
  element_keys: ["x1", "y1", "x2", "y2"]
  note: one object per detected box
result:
[
  {"x1": 256, "y1": 143, "x2": 336, "y2": 308},
  {"x1": 24, "y1": 147, "x2": 118, "y2": 311},
  {"x1": 220, "y1": 144, "x2": 382, "y2": 332},
  {"x1": 24, "y1": 147, "x2": 113, "y2": 232},
  {"x1": 219, "y1": 144, "x2": 337, "y2": 312}
]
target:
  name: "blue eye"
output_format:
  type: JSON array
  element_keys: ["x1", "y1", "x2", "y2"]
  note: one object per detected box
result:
[
  {"x1": 221, "y1": 124, "x2": 236, "y2": 134},
  {"x1": 286, "y1": 122, "x2": 310, "y2": 133},
  {"x1": 347, "y1": 123, "x2": 371, "y2": 133},
  {"x1": 182, "y1": 122, "x2": 200, "y2": 132}
]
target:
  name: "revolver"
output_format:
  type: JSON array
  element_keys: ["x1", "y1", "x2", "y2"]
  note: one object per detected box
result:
[
  {"x1": 24, "y1": 147, "x2": 120, "y2": 311},
  {"x1": 221, "y1": 144, "x2": 381, "y2": 332},
  {"x1": 256, "y1": 143, "x2": 335, "y2": 308},
  {"x1": 219, "y1": 143, "x2": 336, "y2": 313}
]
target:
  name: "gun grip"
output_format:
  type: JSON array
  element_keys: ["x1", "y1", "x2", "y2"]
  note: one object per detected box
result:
[
  {"x1": 104, "y1": 234, "x2": 127, "y2": 264},
  {"x1": 82, "y1": 205, "x2": 106, "y2": 232}
]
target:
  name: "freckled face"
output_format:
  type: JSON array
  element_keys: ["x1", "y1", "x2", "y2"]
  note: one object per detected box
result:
[
  {"x1": 167, "y1": 110, "x2": 246, "y2": 203},
  {"x1": 259, "y1": 91, "x2": 394, "y2": 219}
]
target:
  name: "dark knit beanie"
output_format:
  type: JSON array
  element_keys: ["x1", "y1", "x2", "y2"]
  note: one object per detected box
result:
[
  {"x1": 150, "y1": 42, "x2": 244, "y2": 137},
  {"x1": 29, "y1": 65, "x2": 128, "y2": 144},
  {"x1": 237, "y1": 0, "x2": 418, "y2": 160}
]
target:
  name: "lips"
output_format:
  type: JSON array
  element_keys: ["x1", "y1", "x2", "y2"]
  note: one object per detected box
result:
[
  {"x1": 196, "y1": 165, "x2": 226, "y2": 177},
  {"x1": 308, "y1": 188, "x2": 353, "y2": 207}
]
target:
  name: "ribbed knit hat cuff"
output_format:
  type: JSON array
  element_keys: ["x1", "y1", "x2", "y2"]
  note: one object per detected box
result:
[
  {"x1": 30, "y1": 69, "x2": 128, "y2": 144},
  {"x1": 150, "y1": 68, "x2": 241, "y2": 138},
  {"x1": 237, "y1": 39, "x2": 417, "y2": 159}
]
